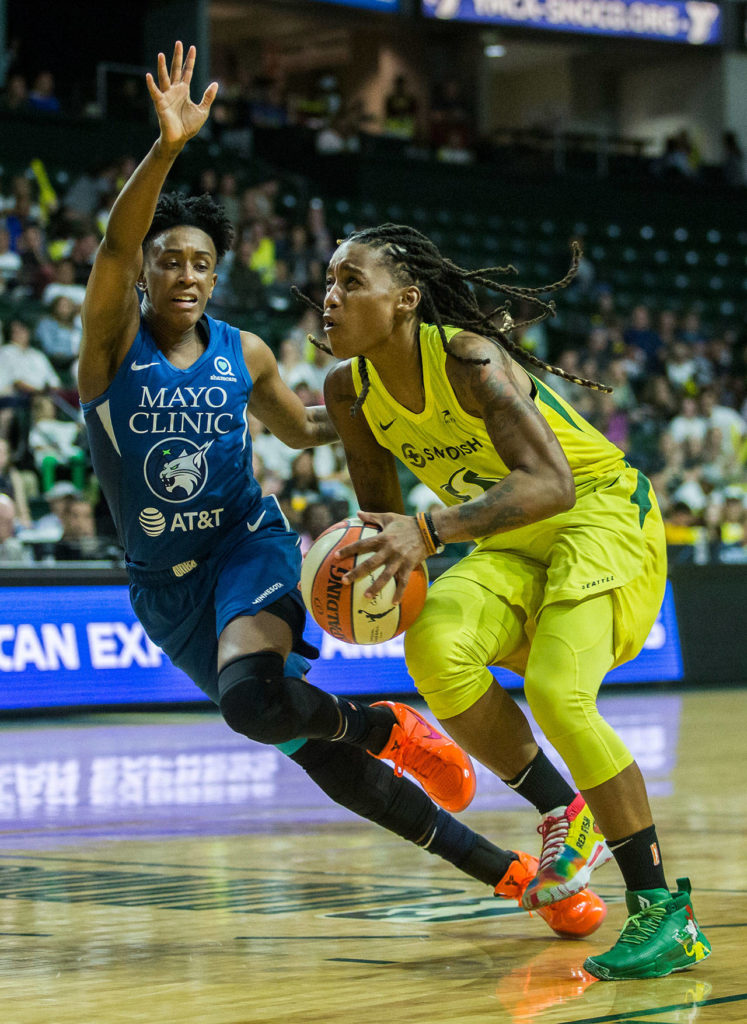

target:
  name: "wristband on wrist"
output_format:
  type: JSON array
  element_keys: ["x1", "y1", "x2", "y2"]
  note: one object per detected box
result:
[
  {"x1": 415, "y1": 512, "x2": 437, "y2": 556},
  {"x1": 416, "y1": 511, "x2": 445, "y2": 555},
  {"x1": 424, "y1": 511, "x2": 445, "y2": 553}
]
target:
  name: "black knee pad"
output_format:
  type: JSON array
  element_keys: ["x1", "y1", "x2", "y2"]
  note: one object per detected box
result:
[
  {"x1": 218, "y1": 653, "x2": 338, "y2": 745},
  {"x1": 218, "y1": 652, "x2": 295, "y2": 745}
]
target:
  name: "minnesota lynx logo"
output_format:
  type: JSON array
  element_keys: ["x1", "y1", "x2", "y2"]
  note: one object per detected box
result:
[{"x1": 144, "y1": 437, "x2": 214, "y2": 504}]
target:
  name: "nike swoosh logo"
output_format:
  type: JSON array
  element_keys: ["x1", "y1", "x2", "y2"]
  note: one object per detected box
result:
[
  {"x1": 379, "y1": 419, "x2": 395, "y2": 431},
  {"x1": 246, "y1": 509, "x2": 267, "y2": 532},
  {"x1": 131, "y1": 361, "x2": 159, "y2": 371}
]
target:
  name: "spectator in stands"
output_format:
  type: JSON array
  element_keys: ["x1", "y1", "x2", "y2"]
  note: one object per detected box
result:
[
  {"x1": 654, "y1": 308, "x2": 677, "y2": 352},
  {"x1": 241, "y1": 218, "x2": 277, "y2": 286},
  {"x1": 0, "y1": 435, "x2": 32, "y2": 527},
  {"x1": 61, "y1": 162, "x2": 117, "y2": 223},
  {"x1": 656, "y1": 129, "x2": 699, "y2": 180},
  {"x1": 429, "y1": 76, "x2": 472, "y2": 150},
  {"x1": 383, "y1": 75, "x2": 419, "y2": 141},
  {"x1": 52, "y1": 494, "x2": 120, "y2": 562},
  {"x1": 306, "y1": 197, "x2": 333, "y2": 265},
  {"x1": 0, "y1": 72, "x2": 29, "y2": 113},
  {"x1": 247, "y1": 76, "x2": 288, "y2": 129},
  {"x1": 716, "y1": 488, "x2": 746, "y2": 562},
  {"x1": 216, "y1": 233, "x2": 265, "y2": 313},
  {"x1": 623, "y1": 304, "x2": 662, "y2": 374},
  {"x1": 27, "y1": 394, "x2": 87, "y2": 493},
  {"x1": 699, "y1": 385, "x2": 745, "y2": 460},
  {"x1": 280, "y1": 224, "x2": 321, "y2": 293},
  {"x1": 663, "y1": 500, "x2": 706, "y2": 565},
  {"x1": 0, "y1": 223, "x2": 21, "y2": 291},
  {"x1": 35, "y1": 295, "x2": 82, "y2": 377},
  {"x1": 276, "y1": 337, "x2": 304, "y2": 385},
  {"x1": 0, "y1": 317, "x2": 60, "y2": 400},
  {"x1": 278, "y1": 448, "x2": 324, "y2": 530},
  {"x1": 677, "y1": 310, "x2": 708, "y2": 348},
  {"x1": 41, "y1": 257, "x2": 87, "y2": 308},
  {"x1": 264, "y1": 258, "x2": 295, "y2": 314},
  {"x1": 298, "y1": 498, "x2": 336, "y2": 555},
  {"x1": 665, "y1": 341, "x2": 705, "y2": 394},
  {"x1": 284, "y1": 340, "x2": 335, "y2": 403},
  {"x1": 247, "y1": 411, "x2": 295, "y2": 482},
  {"x1": 68, "y1": 230, "x2": 99, "y2": 285},
  {"x1": 0, "y1": 493, "x2": 32, "y2": 563},
  {"x1": 16, "y1": 478, "x2": 78, "y2": 545},
  {"x1": 217, "y1": 171, "x2": 241, "y2": 227},
  {"x1": 15, "y1": 223, "x2": 54, "y2": 299},
  {"x1": 4, "y1": 185, "x2": 41, "y2": 254},
  {"x1": 665, "y1": 395, "x2": 707, "y2": 448},
  {"x1": 28, "y1": 71, "x2": 61, "y2": 114}
]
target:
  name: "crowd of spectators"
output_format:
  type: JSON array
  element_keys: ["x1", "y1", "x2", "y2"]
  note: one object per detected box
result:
[{"x1": 0, "y1": 121, "x2": 744, "y2": 567}]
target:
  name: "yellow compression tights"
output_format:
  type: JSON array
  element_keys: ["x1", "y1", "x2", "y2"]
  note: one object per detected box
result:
[
  {"x1": 523, "y1": 594, "x2": 633, "y2": 790},
  {"x1": 405, "y1": 573, "x2": 633, "y2": 791}
]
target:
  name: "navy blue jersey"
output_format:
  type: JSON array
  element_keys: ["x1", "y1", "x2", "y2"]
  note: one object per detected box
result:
[{"x1": 82, "y1": 313, "x2": 263, "y2": 570}]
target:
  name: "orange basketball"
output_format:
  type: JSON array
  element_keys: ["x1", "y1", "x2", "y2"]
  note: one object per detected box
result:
[{"x1": 300, "y1": 517, "x2": 428, "y2": 645}]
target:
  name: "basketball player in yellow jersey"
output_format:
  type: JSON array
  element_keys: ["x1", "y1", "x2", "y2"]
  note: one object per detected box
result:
[{"x1": 306, "y1": 223, "x2": 711, "y2": 981}]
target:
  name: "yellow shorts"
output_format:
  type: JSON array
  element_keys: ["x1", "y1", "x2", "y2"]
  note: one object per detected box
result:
[{"x1": 405, "y1": 465, "x2": 667, "y2": 719}]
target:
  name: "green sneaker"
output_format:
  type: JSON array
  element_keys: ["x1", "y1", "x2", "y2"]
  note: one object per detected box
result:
[{"x1": 583, "y1": 877, "x2": 711, "y2": 980}]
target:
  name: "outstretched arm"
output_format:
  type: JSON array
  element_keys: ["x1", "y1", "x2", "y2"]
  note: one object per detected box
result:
[{"x1": 78, "y1": 42, "x2": 218, "y2": 402}]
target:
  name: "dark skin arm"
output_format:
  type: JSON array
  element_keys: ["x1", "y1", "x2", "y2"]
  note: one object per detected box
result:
[
  {"x1": 324, "y1": 361, "x2": 405, "y2": 512},
  {"x1": 78, "y1": 43, "x2": 218, "y2": 403},
  {"x1": 336, "y1": 331, "x2": 576, "y2": 600},
  {"x1": 246, "y1": 333, "x2": 338, "y2": 448}
]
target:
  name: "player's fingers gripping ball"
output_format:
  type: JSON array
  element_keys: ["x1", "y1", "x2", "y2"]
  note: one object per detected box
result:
[{"x1": 301, "y1": 517, "x2": 428, "y2": 644}]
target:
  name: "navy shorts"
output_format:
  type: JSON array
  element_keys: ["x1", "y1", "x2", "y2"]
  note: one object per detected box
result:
[{"x1": 129, "y1": 495, "x2": 314, "y2": 703}]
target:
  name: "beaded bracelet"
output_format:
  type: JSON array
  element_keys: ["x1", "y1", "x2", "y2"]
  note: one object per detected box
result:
[
  {"x1": 415, "y1": 512, "x2": 437, "y2": 556},
  {"x1": 423, "y1": 511, "x2": 445, "y2": 554},
  {"x1": 416, "y1": 512, "x2": 445, "y2": 556}
]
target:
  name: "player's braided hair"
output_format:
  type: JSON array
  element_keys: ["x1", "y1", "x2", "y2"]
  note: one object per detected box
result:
[
  {"x1": 144, "y1": 192, "x2": 234, "y2": 262},
  {"x1": 293, "y1": 222, "x2": 611, "y2": 416}
]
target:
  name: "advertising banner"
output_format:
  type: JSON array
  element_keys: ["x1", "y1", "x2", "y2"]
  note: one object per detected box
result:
[
  {"x1": 0, "y1": 581, "x2": 683, "y2": 710},
  {"x1": 317, "y1": 0, "x2": 400, "y2": 11},
  {"x1": 422, "y1": 0, "x2": 722, "y2": 45}
]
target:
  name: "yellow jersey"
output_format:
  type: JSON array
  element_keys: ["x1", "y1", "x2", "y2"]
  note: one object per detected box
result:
[{"x1": 352, "y1": 322, "x2": 626, "y2": 507}]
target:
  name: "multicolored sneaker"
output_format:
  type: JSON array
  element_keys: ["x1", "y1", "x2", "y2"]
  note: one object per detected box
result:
[
  {"x1": 583, "y1": 877, "x2": 711, "y2": 980},
  {"x1": 370, "y1": 701, "x2": 476, "y2": 812},
  {"x1": 522, "y1": 793, "x2": 613, "y2": 909},
  {"x1": 495, "y1": 850, "x2": 607, "y2": 938}
]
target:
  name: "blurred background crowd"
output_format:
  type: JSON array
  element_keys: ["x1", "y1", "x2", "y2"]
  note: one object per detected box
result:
[{"x1": 0, "y1": 2, "x2": 745, "y2": 569}]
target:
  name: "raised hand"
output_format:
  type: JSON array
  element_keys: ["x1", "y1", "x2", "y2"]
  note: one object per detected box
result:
[{"x1": 145, "y1": 41, "x2": 218, "y2": 151}]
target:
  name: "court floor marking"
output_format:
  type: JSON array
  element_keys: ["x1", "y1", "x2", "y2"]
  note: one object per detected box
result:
[{"x1": 558, "y1": 989, "x2": 747, "y2": 1024}]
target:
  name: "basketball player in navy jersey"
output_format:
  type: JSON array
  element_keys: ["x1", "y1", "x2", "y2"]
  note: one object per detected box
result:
[{"x1": 77, "y1": 42, "x2": 605, "y2": 938}]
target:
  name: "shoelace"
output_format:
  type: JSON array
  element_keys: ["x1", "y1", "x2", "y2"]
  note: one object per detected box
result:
[
  {"x1": 536, "y1": 812, "x2": 570, "y2": 872},
  {"x1": 617, "y1": 904, "x2": 667, "y2": 945},
  {"x1": 390, "y1": 731, "x2": 446, "y2": 782}
]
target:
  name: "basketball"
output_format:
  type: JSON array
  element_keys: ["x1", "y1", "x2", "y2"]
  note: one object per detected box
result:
[{"x1": 300, "y1": 517, "x2": 428, "y2": 645}]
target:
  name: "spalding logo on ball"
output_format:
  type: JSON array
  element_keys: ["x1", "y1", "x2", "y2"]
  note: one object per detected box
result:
[{"x1": 300, "y1": 517, "x2": 428, "y2": 645}]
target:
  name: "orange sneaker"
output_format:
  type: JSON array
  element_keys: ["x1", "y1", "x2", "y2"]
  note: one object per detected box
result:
[
  {"x1": 495, "y1": 850, "x2": 607, "y2": 938},
  {"x1": 370, "y1": 701, "x2": 476, "y2": 812}
]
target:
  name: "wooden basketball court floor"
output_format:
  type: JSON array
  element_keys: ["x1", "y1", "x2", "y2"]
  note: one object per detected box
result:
[{"x1": 0, "y1": 687, "x2": 744, "y2": 1024}]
